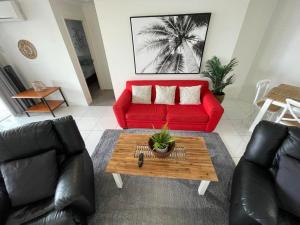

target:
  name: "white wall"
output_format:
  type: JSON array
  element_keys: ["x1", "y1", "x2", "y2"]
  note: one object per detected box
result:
[
  {"x1": 228, "y1": 0, "x2": 278, "y2": 98},
  {"x1": 82, "y1": 2, "x2": 113, "y2": 90},
  {"x1": 239, "y1": 0, "x2": 300, "y2": 102},
  {"x1": 0, "y1": 52, "x2": 7, "y2": 67},
  {"x1": 50, "y1": 0, "x2": 112, "y2": 97},
  {"x1": 49, "y1": 0, "x2": 93, "y2": 104},
  {"x1": 94, "y1": 0, "x2": 250, "y2": 98},
  {"x1": 0, "y1": 0, "x2": 87, "y2": 105}
]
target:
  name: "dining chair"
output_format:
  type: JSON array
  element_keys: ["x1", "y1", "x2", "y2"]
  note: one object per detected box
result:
[
  {"x1": 253, "y1": 80, "x2": 281, "y2": 113},
  {"x1": 248, "y1": 80, "x2": 281, "y2": 125},
  {"x1": 276, "y1": 98, "x2": 300, "y2": 127}
]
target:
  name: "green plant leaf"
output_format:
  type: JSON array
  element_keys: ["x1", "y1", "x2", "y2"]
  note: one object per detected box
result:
[
  {"x1": 202, "y1": 56, "x2": 238, "y2": 93},
  {"x1": 151, "y1": 123, "x2": 173, "y2": 149}
]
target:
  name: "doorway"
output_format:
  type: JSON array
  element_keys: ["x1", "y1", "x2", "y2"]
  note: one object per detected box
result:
[
  {"x1": 65, "y1": 19, "x2": 102, "y2": 103},
  {"x1": 49, "y1": 0, "x2": 115, "y2": 106}
]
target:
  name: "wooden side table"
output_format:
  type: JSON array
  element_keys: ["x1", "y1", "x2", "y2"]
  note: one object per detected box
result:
[{"x1": 12, "y1": 87, "x2": 69, "y2": 117}]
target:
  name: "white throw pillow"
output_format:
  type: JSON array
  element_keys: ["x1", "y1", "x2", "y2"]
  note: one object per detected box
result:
[
  {"x1": 154, "y1": 85, "x2": 176, "y2": 105},
  {"x1": 132, "y1": 85, "x2": 152, "y2": 104},
  {"x1": 179, "y1": 85, "x2": 201, "y2": 105}
]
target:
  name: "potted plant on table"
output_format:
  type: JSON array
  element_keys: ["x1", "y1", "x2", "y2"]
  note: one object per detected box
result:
[
  {"x1": 202, "y1": 56, "x2": 238, "y2": 103},
  {"x1": 149, "y1": 124, "x2": 175, "y2": 158}
]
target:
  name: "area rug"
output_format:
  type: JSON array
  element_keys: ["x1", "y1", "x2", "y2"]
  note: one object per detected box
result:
[{"x1": 88, "y1": 129, "x2": 235, "y2": 225}]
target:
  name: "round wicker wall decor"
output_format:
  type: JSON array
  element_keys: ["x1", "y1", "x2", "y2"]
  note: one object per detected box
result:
[{"x1": 18, "y1": 40, "x2": 37, "y2": 59}]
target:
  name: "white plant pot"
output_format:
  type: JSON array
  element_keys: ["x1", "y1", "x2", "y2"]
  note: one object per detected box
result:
[{"x1": 154, "y1": 146, "x2": 168, "y2": 153}]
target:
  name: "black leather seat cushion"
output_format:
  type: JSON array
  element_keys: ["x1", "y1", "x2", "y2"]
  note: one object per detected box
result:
[
  {"x1": 0, "y1": 121, "x2": 63, "y2": 162},
  {"x1": 278, "y1": 210, "x2": 300, "y2": 225},
  {"x1": 0, "y1": 174, "x2": 10, "y2": 223},
  {"x1": 244, "y1": 121, "x2": 288, "y2": 168},
  {"x1": 230, "y1": 122, "x2": 300, "y2": 225},
  {"x1": 24, "y1": 208, "x2": 86, "y2": 225},
  {"x1": 230, "y1": 158, "x2": 278, "y2": 225},
  {"x1": 0, "y1": 116, "x2": 94, "y2": 225},
  {"x1": 273, "y1": 126, "x2": 300, "y2": 169},
  {"x1": 276, "y1": 155, "x2": 300, "y2": 218},
  {"x1": 53, "y1": 116, "x2": 86, "y2": 155},
  {"x1": 5, "y1": 198, "x2": 54, "y2": 225},
  {"x1": 1, "y1": 150, "x2": 58, "y2": 207}
]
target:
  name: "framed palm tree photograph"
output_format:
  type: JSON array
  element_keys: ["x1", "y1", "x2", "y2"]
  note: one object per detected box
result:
[{"x1": 130, "y1": 13, "x2": 211, "y2": 74}]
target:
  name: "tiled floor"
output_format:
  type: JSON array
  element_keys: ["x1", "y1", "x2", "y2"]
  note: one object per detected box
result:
[
  {"x1": 87, "y1": 76, "x2": 115, "y2": 106},
  {"x1": 217, "y1": 98, "x2": 253, "y2": 164},
  {"x1": 0, "y1": 98, "x2": 255, "y2": 164},
  {"x1": 91, "y1": 89, "x2": 115, "y2": 106}
]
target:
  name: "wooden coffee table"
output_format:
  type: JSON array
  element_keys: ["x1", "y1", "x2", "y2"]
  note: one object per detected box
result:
[{"x1": 105, "y1": 133, "x2": 218, "y2": 195}]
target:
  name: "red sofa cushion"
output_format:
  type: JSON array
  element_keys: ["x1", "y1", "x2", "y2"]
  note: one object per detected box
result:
[
  {"x1": 113, "y1": 80, "x2": 224, "y2": 131},
  {"x1": 126, "y1": 104, "x2": 167, "y2": 121},
  {"x1": 125, "y1": 80, "x2": 209, "y2": 103},
  {"x1": 167, "y1": 104, "x2": 209, "y2": 123}
]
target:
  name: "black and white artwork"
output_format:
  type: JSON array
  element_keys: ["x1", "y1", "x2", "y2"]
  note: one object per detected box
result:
[{"x1": 130, "y1": 13, "x2": 211, "y2": 74}]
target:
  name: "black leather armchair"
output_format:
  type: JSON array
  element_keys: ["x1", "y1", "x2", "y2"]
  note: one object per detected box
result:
[
  {"x1": 230, "y1": 121, "x2": 300, "y2": 225},
  {"x1": 0, "y1": 116, "x2": 95, "y2": 225}
]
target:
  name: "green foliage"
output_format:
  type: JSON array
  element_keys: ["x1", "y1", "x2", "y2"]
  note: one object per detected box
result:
[
  {"x1": 202, "y1": 56, "x2": 238, "y2": 95},
  {"x1": 151, "y1": 124, "x2": 174, "y2": 149}
]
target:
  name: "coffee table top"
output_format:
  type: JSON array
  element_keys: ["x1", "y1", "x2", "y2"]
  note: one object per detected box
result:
[{"x1": 105, "y1": 133, "x2": 218, "y2": 182}]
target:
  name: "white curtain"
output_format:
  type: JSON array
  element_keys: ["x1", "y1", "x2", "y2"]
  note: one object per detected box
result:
[{"x1": 0, "y1": 66, "x2": 34, "y2": 116}]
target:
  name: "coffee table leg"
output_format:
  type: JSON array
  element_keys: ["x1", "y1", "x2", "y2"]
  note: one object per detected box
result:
[
  {"x1": 112, "y1": 173, "x2": 123, "y2": 188},
  {"x1": 198, "y1": 180, "x2": 210, "y2": 195}
]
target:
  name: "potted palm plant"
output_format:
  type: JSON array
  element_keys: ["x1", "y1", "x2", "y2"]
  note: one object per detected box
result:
[
  {"x1": 202, "y1": 56, "x2": 238, "y2": 103},
  {"x1": 149, "y1": 124, "x2": 175, "y2": 158}
]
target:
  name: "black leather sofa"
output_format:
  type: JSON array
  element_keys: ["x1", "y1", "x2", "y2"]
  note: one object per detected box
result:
[
  {"x1": 0, "y1": 116, "x2": 95, "y2": 225},
  {"x1": 230, "y1": 121, "x2": 300, "y2": 225}
]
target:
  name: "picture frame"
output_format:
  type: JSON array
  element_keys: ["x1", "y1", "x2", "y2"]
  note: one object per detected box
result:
[{"x1": 130, "y1": 13, "x2": 211, "y2": 74}]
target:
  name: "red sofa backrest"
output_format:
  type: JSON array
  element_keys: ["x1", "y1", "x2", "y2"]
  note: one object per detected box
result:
[{"x1": 126, "y1": 80, "x2": 210, "y2": 103}]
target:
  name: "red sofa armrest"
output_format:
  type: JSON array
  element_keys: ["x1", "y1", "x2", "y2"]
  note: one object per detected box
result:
[
  {"x1": 202, "y1": 90, "x2": 224, "y2": 132},
  {"x1": 113, "y1": 89, "x2": 132, "y2": 128}
]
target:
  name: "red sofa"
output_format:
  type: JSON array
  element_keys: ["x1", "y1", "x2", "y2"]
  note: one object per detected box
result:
[{"x1": 113, "y1": 80, "x2": 224, "y2": 132}]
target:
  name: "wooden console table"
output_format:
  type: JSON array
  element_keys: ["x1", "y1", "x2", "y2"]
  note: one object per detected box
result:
[{"x1": 12, "y1": 87, "x2": 68, "y2": 117}]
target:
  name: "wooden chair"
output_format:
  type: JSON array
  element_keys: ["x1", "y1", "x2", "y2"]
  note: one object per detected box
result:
[{"x1": 276, "y1": 98, "x2": 300, "y2": 127}]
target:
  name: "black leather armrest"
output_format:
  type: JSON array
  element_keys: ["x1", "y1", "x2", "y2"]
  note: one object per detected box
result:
[
  {"x1": 229, "y1": 158, "x2": 278, "y2": 225},
  {"x1": 0, "y1": 177, "x2": 10, "y2": 223},
  {"x1": 54, "y1": 150, "x2": 95, "y2": 215},
  {"x1": 244, "y1": 121, "x2": 287, "y2": 167}
]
